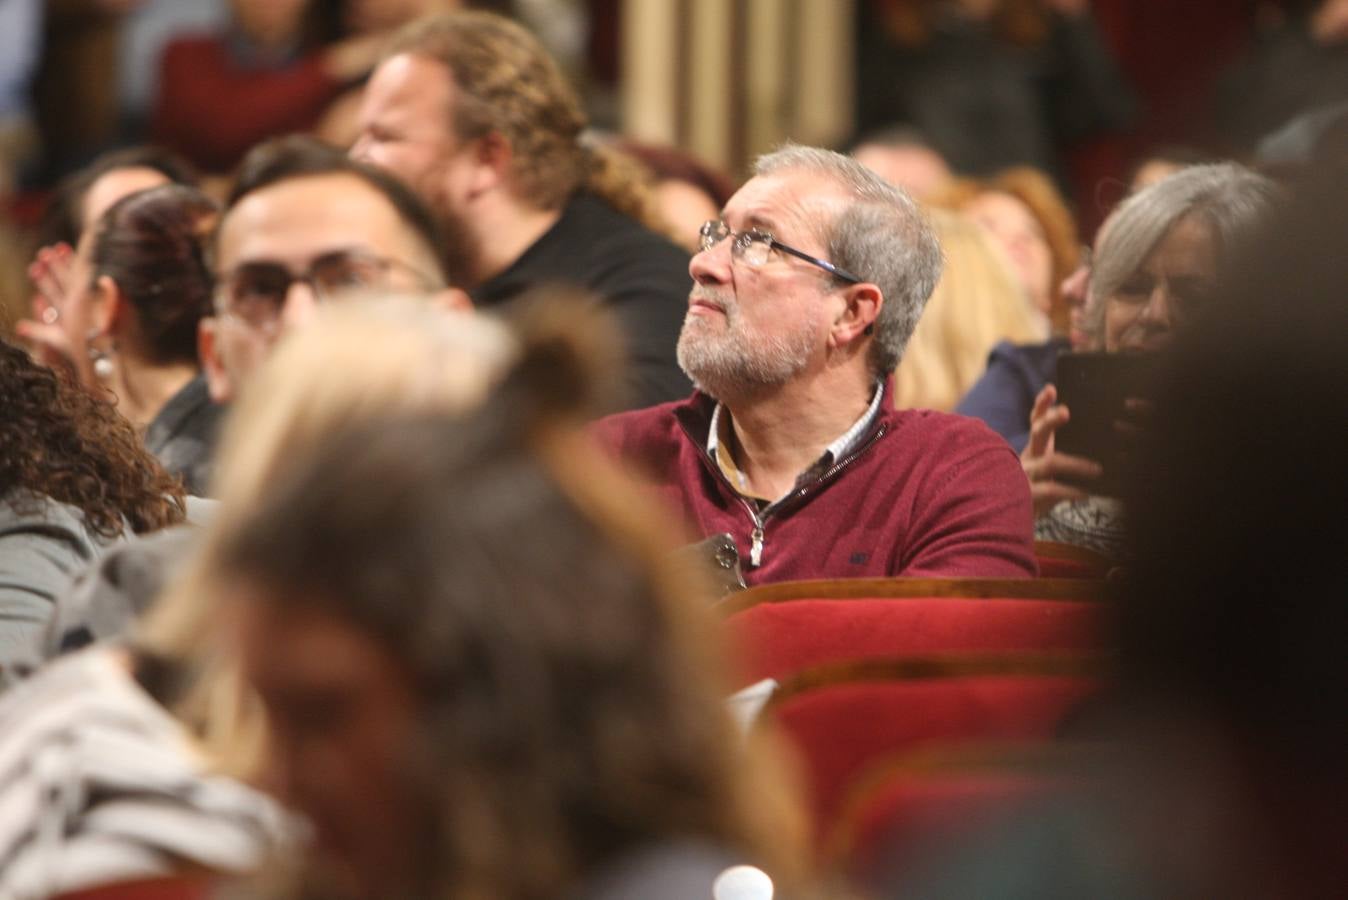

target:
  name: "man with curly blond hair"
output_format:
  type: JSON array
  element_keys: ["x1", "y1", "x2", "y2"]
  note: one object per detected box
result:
[{"x1": 351, "y1": 11, "x2": 691, "y2": 410}]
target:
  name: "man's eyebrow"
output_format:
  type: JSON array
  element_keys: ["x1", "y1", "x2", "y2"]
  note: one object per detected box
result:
[
  {"x1": 740, "y1": 212, "x2": 778, "y2": 233},
  {"x1": 228, "y1": 245, "x2": 372, "y2": 268}
]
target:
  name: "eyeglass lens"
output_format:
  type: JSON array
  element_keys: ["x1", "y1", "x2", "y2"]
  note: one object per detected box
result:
[
  {"x1": 699, "y1": 221, "x2": 771, "y2": 266},
  {"x1": 225, "y1": 252, "x2": 388, "y2": 324}
]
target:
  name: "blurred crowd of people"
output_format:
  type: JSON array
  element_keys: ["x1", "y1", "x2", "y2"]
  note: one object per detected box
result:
[{"x1": 0, "y1": 1, "x2": 1344, "y2": 899}]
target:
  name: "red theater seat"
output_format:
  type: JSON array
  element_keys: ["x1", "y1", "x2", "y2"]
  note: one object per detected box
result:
[
  {"x1": 759, "y1": 656, "x2": 1098, "y2": 838},
  {"x1": 826, "y1": 742, "x2": 1093, "y2": 884},
  {"x1": 1034, "y1": 541, "x2": 1115, "y2": 579},
  {"x1": 720, "y1": 577, "x2": 1106, "y2": 611},
  {"x1": 725, "y1": 596, "x2": 1103, "y2": 689}
]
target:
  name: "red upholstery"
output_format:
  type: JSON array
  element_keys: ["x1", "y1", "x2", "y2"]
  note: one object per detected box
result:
[
  {"x1": 1033, "y1": 542, "x2": 1113, "y2": 580},
  {"x1": 725, "y1": 598, "x2": 1102, "y2": 688},
  {"x1": 843, "y1": 771, "x2": 1049, "y2": 879},
  {"x1": 768, "y1": 674, "x2": 1095, "y2": 836},
  {"x1": 55, "y1": 878, "x2": 211, "y2": 900}
]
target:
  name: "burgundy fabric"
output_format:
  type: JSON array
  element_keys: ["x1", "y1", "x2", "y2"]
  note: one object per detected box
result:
[
  {"x1": 769, "y1": 675, "x2": 1095, "y2": 834},
  {"x1": 725, "y1": 598, "x2": 1102, "y2": 688},
  {"x1": 593, "y1": 389, "x2": 1037, "y2": 585},
  {"x1": 152, "y1": 36, "x2": 343, "y2": 173}
]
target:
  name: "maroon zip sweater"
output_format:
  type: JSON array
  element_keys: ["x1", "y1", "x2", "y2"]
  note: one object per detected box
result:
[{"x1": 594, "y1": 388, "x2": 1037, "y2": 586}]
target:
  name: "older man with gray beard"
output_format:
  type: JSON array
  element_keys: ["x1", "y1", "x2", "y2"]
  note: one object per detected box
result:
[{"x1": 595, "y1": 145, "x2": 1037, "y2": 586}]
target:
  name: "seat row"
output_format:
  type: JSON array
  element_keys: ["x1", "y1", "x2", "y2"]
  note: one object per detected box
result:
[{"x1": 721, "y1": 544, "x2": 1113, "y2": 886}]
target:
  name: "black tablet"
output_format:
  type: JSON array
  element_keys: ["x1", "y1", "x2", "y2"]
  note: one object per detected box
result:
[{"x1": 1054, "y1": 351, "x2": 1160, "y2": 497}]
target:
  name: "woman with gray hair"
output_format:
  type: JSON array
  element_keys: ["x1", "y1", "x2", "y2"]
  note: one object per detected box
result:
[{"x1": 1021, "y1": 163, "x2": 1282, "y2": 557}]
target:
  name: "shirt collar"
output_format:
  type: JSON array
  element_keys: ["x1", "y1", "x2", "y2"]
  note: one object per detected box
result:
[{"x1": 707, "y1": 381, "x2": 886, "y2": 503}]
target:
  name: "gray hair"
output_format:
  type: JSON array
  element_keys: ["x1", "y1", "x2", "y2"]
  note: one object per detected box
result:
[
  {"x1": 1088, "y1": 162, "x2": 1282, "y2": 337},
  {"x1": 754, "y1": 144, "x2": 943, "y2": 375}
]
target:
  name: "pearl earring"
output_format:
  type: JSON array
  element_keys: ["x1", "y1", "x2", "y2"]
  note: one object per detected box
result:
[{"x1": 87, "y1": 329, "x2": 115, "y2": 380}]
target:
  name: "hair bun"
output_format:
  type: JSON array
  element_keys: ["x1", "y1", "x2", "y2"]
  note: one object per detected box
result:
[{"x1": 499, "y1": 286, "x2": 626, "y2": 429}]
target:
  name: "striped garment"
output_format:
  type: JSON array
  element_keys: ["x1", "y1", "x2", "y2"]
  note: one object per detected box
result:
[{"x1": 0, "y1": 647, "x2": 292, "y2": 899}]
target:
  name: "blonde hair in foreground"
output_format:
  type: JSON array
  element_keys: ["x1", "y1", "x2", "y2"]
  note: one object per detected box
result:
[
  {"x1": 893, "y1": 208, "x2": 1048, "y2": 411},
  {"x1": 159, "y1": 293, "x2": 812, "y2": 896},
  {"x1": 135, "y1": 296, "x2": 517, "y2": 773}
]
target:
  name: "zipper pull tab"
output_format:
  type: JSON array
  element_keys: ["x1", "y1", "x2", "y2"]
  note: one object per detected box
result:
[{"x1": 749, "y1": 526, "x2": 764, "y2": 567}]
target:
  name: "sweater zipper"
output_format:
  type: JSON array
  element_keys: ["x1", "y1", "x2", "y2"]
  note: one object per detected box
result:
[
  {"x1": 742, "y1": 500, "x2": 766, "y2": 567},
  {"x1": 777, "y1": 424, "x2": 889, "y2": 508},
  {"x1": 679, "y1": 418, "x2": 889, "y2": 570}
]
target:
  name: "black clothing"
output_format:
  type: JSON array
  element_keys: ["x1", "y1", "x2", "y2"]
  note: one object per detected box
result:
[
  {"x1": 855, "y1": 7, "x2": 1135, "y2": 180},
  {"x1": 144, "y1": 373, "x2": 222, "y2": 496},
  {"x1": 1217, "y1": 18, "x2": 1348, "y2": 154},
  {"x1": 471, "y1": 193, "x2": 693, "y2": 410}
]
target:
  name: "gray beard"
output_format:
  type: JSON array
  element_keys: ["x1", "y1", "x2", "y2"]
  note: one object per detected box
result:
[{"x1": 675, "y1": 309, "x2": 813, "y2": 401}]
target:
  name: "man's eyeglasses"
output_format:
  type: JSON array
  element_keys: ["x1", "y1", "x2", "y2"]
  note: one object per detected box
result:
[
  {"x1": 698, "y1": 219, "x2": 862, "y2": 284},
  {"x1": 216, "y1": 250, "x2": 440, "y2": 329}
]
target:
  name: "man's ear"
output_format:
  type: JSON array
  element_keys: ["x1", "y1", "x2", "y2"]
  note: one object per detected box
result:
[
  {"x1": 198, "y1": 317, "x2": 233, "y2": 404},
  {"x1": 830, "y1": 282, "x2": 884, "y2": 349},
  {"x1": 466, "y1": 132, "x2": 513, "y2": 197}
]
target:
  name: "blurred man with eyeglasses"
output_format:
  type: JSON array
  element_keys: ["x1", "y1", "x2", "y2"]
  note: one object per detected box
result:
[
  {"x1": 28, "y1": 136, "x2": 466, "y2": 676},
  {"x1": 201, "y1": 135, "x2": 464, "y2": 411},
  {"x1": 595, "y1": 146, "x2": 1037, "y2": 585},
  {"x1": 350, "y1": 11, "x2": 691, "y2": 410}
]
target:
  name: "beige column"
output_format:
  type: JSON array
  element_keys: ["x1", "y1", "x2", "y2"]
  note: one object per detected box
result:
[
  {"x1": 685, "y1": 0, "x2": 735, "y2": 170},
  {"x1": 792, "y1": 0, "x2": 855, "y2": 149},
  {"x1": 620, "y1": 0, "x2": 680, "y2": 145},
  {"x1": 743, "y1": 0, "x2": 788, "y2": 170},
  {"x1": 620, "y1": 0, "x2": 856, "y2": 175}
]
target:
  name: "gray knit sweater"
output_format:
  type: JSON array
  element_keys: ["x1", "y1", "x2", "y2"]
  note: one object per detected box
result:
[{"x1": 0, "y1": 493, "x2": 123, "y2": 691}]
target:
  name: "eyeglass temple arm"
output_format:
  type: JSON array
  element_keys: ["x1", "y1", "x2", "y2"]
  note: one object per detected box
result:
[{"x1": 769, "y1": 240, "x2": 862, "y2": 283}]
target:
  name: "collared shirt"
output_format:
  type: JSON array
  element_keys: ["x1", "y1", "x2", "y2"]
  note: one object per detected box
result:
[{"x1": 707, "y1": 381, "x2": 886, "y2": 510}]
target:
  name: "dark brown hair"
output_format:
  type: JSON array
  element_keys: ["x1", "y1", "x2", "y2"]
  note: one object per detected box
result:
[
  {"x1": 616, "y1": 140, "x2": 739, "y2": 208},
  {"x1": 38, "y1": 146, "x2": 200, "y2": 249},
  {"x1": 90, "y1": 183, "x2": 219, "y2": 365},
  {"x1": 209, "y1": 313, "x2": 805, "y2": 898},
  {"x1": 0, "y1": 339, "x2": 186, "y2": 537},
  {"x1": 224, "y1": 135, "x2": 451, "y2": 283}
]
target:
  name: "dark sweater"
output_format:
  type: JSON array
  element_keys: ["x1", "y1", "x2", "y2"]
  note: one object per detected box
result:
[
  {"x1": 956, "y1": 338, "x2": 1068, "y2": 454},
  {"x1": 594, "y1": 387, "x2": 1037, "y2": 586},
  {"x1": 472, "y1": 193, "x2": 693, "y2": 410},
  {"x1": 144, "y1": 373, "x2": 222, "y2": 497},
  {"x1": 855, "y1": 8, "x2": 1136, "y2": 180}
]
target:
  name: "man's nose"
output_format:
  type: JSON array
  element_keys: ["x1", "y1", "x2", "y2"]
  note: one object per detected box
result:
[
  {"x1": 280, "y1": 278, "x2": 320, "y2": 331},
  {"x1": 689, "y1": 237, "x2": 731, "y2": 285}
]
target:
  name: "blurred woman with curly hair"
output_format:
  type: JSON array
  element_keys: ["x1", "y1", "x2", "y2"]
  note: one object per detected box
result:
[{"x1": 0, "y1": 338, "x2": 184, "y2": 688}]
